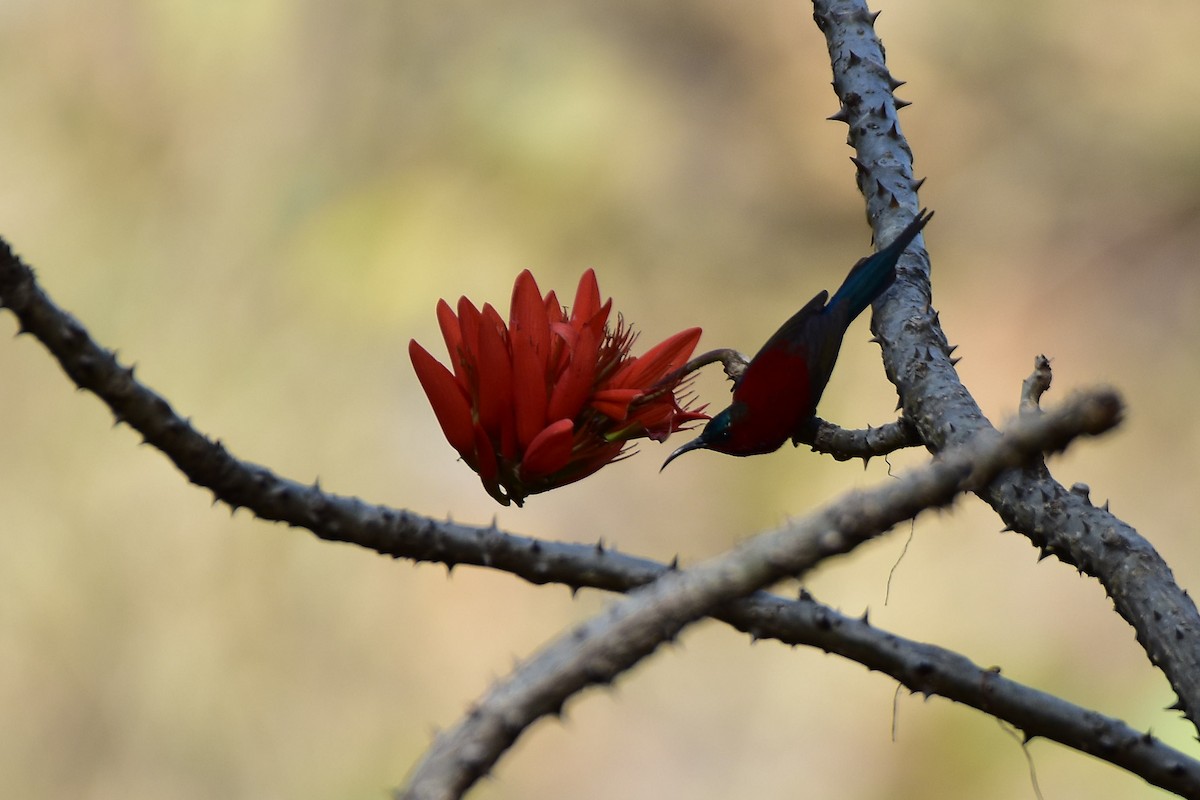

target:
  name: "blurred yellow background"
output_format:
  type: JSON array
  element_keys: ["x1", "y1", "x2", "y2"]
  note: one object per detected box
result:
[{"x1": 1, "y1": 1, "x2": 1198, "y2": 798}]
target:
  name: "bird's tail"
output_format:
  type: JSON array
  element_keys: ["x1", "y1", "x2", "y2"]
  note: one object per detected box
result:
[{"x1": 828, "y1": 208, "x2": 933, "y2": 320}]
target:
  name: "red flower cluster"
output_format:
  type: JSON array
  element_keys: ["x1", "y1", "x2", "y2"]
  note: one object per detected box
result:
[{"x1": 410, "y1": 269, "x2": 706, "y2": 506}]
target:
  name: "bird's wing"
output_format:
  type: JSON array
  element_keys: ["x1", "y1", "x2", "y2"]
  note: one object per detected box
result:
[
  {"x1": 733, "y1": 289, "x2": 851, "y2": 420},
  {"x1": 745, "y1": 290, "x2": 828, "y2": 372}
]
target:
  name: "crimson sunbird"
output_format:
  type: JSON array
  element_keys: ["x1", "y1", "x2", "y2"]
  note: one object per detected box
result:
[{"x1": 662, "y1": 209, "x2": 933, "y2": 468}]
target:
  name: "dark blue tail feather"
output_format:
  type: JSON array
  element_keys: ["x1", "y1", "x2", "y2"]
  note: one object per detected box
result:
[{"x1": 828, "y1": 209, "x2": 933, "y2": 320}]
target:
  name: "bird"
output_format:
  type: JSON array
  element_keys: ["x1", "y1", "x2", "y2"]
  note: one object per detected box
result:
[{"x1": 661, "y1": 209, "x2": 933, "y2": 468}]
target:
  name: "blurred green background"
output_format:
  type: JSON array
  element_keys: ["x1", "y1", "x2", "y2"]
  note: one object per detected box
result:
[{"x1": 2, "y1": 1, "x2": 1198, "y2": 798}]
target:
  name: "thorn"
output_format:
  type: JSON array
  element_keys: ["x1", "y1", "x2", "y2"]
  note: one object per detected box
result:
[
  {"x1": 850, "y1": 157, "x2": 869, "y2": 185},
  {"x1": 887, "y1": 121, "x2": 900, "y2": 139},
  {"x1": 911, "y1": 176, "x2": 926, "y2": 191},
  {"x1": 1102, "y1": 500, "x2": 1110, "y2": 512},
  {"x1": 827, "y1": 106, "x2": 850, "y2": 123},
  {"x1": 888, "y1": 192, "x2": 900, "y2": 209},
  {"x1": 949, "y1": 357, "x2": 961, "y2": 366},
  {"x1": 445, "y1": 561, "x2": 456, "y2": 576},
  {"x1": 889, "y1": 77, "x2": 907, "y2": 91},
  {"x1": 875, "y1": 179, "x2": 887, "y2": 197},
  {"x1": 595, "y1": 539, "x2": 606, "y2": 554},
  {"x1": 848, "y1": 51, "x2": 862, "y2": 67},
  {"x1": 946, "y1": 344, "x2": 958, "y2": 356},
  {"x1": 668, "y1": 555, "x2": 679, "y2": 570},
  {"x1": 871, "y1": 9, "x2": 882, "y2": 22},
  {"x1": 895, "y1": 98, "x2": 912, "y2": 110}
]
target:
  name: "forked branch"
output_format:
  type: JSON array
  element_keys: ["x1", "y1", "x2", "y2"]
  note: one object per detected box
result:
[
  {"x1": 814, "y1": 0, "x2": 1200, "y2": 728},
  {"x1": 397, "y1": 390, "x2": 1129, "y2": 800}
]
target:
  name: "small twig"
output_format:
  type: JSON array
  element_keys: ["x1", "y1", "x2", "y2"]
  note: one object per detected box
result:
[
  {"x1": 1021, "y1": 354, "x2": 1054, "y2": 413},
  {"x1": 655, "y1": 347, "x2": 750, "y2": 390},
  {"x1": 793, "y1": 415, "x2": 923, "y2": 461},
  {"x1": 397, "y1": 390, "x2": 1124, "y2": 800}
]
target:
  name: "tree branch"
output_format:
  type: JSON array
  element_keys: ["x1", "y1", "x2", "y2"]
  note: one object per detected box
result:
[
  {"x1": 1021, "y1": 353, "x2": 1054, "y2": 412},
  {"x1": 660, "y1": 346, "x2": 750, "y2": 386},
  {"x1": 812, "y1": 0, "x2": 1200, "y2": 730},
  {"x1": 793, "y1": 414, "x2": 922, "y2": 461},
  {"x1": 5, "y1": 237, "x2": 1192, "y2": 796},
  {"x1": 397, "y1": 390, "x2": 1137, "y2": 800},
  {"x1": 1, "y1": 4, "x2": 1193, "y2": 793}
]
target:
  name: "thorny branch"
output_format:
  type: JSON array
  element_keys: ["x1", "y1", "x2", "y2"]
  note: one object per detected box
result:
[
  {"x1": 794, "y1": 414, "x2": 921, "y2": 461},
  {"x1": 398, "y1": 390, "x2": 1133, "y2": 800},
  {"x1": 0, "y1": 0, "x2": 1195, "y2": 796},
  {"x1": 1, "y1": 238, "x2": 1195, "y2": 798},
  {"x1": 813, "y1": 0, "x2": 1200, "y2": 730}
]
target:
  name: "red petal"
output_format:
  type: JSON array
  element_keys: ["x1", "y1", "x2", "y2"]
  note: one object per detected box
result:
[
  {"x1": 570, "y1": 269, "x2": 602, "y2": 326},
  {"x1": 436, "y1": 299, "x2": 466, "y2": 382},
  {"x1": 557, "y1": 441, "x2": 625, "y2": 483},
  {"x1": 509, "y1": 271, "x2": 552, "y2": 448},
  {"x1": 589, "y1": 388, "x2": 641, "y2": 420},
  {"x1": 511, "y1": 338, "x2": 549, "y2": 451},
  {"x1": 456, "y1": 297, "x2": 482, "y2": 393},
  {"x1": 472, "y1": 423, "x2": 500, "y2": 483},
  {"x1": 610, "y1": 327, "x2": 701, "y2": 389},
  {"x1": 544, "y1": 289, "x2": 565, "y2": 324},
  {"x1": 409, "y1": 340, "x2": 475, "y2": 455},
  {"x1": 509, "y1": 270, "x2": 549, "y2": 344},
  {"x1": 475, "y1": 303, "x2": 514, "y2": 448},
  {"x1": 546, "y1": 324, "x2": 599, "y2": 421},
  {"x1": 627, "y1": 401, "x2": 709, "y2": 442},
  {"x1": 583, "y1": 298, "x2": 612, "y2": 338},
  {"x1": 511, "y1": 342, "x2": 549, "y2": 449},
  {"x1": 549, "y1": 322, "x2": 579, "y2": 362},
  {"x1": 520, "y1": 418, "x2": 575, "y2": 478}
]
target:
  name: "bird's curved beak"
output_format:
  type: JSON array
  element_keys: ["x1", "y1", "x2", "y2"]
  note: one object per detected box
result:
[{"x1": 660, "y1": 437, "x2": 706, "y2": 471}]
